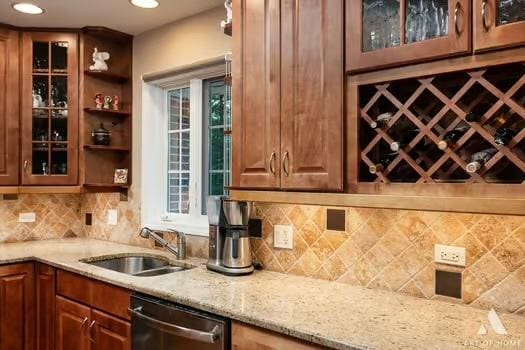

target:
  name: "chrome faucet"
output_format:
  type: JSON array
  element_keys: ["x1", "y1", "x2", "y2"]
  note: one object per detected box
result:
[{"x1": 139, "y1": 227, "x2": 186, "y2": 260}]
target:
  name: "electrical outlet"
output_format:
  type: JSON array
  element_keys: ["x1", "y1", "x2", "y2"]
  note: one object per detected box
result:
[
  {"x1": 434, "y1": 244, "x2": 466, "y2": 267},
  {"x1": 274, "y1": 225, "x2": 293, "y2": 249},
  {"x1": 107, "y1": 209, "x2": 118, "y2": 226},
  {"x1": 19, "y1": 212, "x2": 36, "y2": 223}
]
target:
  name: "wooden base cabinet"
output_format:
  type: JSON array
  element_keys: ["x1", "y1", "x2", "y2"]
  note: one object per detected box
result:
[
  {"x1": 56, "y1": 296, "x2": 91, "y2": 350},
  {"x1": 0, "y1": 263, "x2": 35, "y2": 350},
  {"x1": 232, "y1": 322, "x2": 324, "y2": 350},
  {"x1": 36, "y1": 264, "x2": 56, "y2": 350}
]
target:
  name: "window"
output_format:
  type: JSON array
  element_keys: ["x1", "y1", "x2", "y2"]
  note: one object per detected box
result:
[{"x1": 141, "y1": 61, "x2": 231, "y2": 235}]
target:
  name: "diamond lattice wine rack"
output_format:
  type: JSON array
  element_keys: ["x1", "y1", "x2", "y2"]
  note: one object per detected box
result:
[{"x1": 358, "y1": 63, "x2": 525, "y2": 190}]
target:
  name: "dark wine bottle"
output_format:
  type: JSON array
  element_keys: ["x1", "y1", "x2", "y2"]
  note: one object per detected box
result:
[
  {"x1": 369, "y1": 153, "x2": 397, "y2": 174},
  {"x1": 494, "y1": 127, "x2": 517, "y2": 145},
  {"x1": 465, "y1": 112, "x2": 482, "y2": 123},
  {"x1": 370, "y1": 112, "x2": 393, "y2": 129},
  {"x1": 390, "y1": 129, "x2": 420, "y2": 152},
  {"x1": 466, "y1": 148, "x2": 498, "y2": 173},
  {"x1": 437, "y1": 125, "x2": 469, "y2": 150}
]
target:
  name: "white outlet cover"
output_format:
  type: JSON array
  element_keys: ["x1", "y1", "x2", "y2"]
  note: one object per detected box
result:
[
  {"x1": 19, "y1": 212, "x2": 36, "y2": 223},
  {"x1": 274, "y1": 225, "x2": 293, "y2": 249},
  {"x1": 107, "y1": 209, "x2": 118, "y2": 226},
  {"x1": 434, "y1": 244, "x2": 466, "y2": 267}
]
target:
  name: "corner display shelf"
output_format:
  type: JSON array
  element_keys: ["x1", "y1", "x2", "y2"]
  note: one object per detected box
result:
[
  {"x1": 356, "y1": 62, "x2": 524, "y2": 196},
  {"x1": 80, "y1": 27, "x2": 133, "y2": 192}
]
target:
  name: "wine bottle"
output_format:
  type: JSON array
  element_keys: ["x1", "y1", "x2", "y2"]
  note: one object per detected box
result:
[
  {"x1": 465, "y1": 112, "x2": 482, "y2": 123},
  {"x1": 466, "y1": 148, "x2": 498, "y2": 173},
  {"x1": 390, "y1": 129, "x2": 420, "y2": 152},
  {"x1": 437, "y1": 125, "x2": 469, "y2": 150},
  {"x1": 370, "y1": 112, "x2": 393, "y2": 129},
  {"x1": 369, "y1": 153, "x2": 397, "y2": 174},
  {"x1": 494, "y1": 127, "x2": 517, "y2": 145}
]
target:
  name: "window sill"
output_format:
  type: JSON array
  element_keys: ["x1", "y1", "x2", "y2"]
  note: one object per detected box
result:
[{"x1": 143, "y1": 220, "x2": 209, "y2": 237}]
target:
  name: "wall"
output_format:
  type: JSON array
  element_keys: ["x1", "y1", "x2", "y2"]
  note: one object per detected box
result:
[{"x1": 0, "y1": 194, "x2": 82, "y2": 243}]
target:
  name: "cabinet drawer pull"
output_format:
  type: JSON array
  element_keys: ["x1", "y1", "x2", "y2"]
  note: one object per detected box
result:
[
  {"x1": 88, "y1": 320, "x2": 96, "y2": 343},
  {"x1": 269, "y1": 152, "x2": 276, "y2": 175},
  {"x1": 454, "y1": 2, "x2": 462, "y2": 36},
  {"x1": 282, "y1": 151, "x2": 290, "y2": 177},
  {"x1": 481, "y1": 0, "x2": 489, "y2": 32}
]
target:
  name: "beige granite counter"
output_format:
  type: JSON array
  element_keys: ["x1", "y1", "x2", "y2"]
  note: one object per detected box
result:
[{"x1": 0, "y1": 238, "x2": 523, "y2": 350}]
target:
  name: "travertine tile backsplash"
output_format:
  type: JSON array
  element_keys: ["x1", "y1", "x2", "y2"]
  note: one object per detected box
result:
[
  {"x1": 0, "y1": 194, "x2": 82, "y2": 243},
  {"x1": 1, "y1": 191, "x2": 523, "y2": 315},
  {"x1": 251, "y1": 203, "x2": 525, "y2": 315}
]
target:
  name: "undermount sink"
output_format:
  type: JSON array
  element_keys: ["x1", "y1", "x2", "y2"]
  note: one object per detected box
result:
[{"x1": 83, "y1": 255, "x2": 191, "y2": 276}]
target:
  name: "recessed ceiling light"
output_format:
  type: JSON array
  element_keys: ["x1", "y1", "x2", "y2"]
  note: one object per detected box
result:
[
  {"x1": 130, "y1": 0, "x2": 159, "y2": 9},
  {"x1": 12, "y1": 2, "x2": 44, "y2": 14}
]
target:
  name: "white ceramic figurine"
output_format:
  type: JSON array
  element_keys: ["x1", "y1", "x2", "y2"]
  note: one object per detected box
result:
[
  {"x1": 89, "y1": 47, "x2": 110, "y2": 71},
  {"x1": 220, "y1": 0, "x2": 232, "y2": 28}
]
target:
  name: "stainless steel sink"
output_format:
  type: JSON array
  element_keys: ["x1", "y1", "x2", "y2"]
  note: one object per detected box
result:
[{"x1": 83, "y1": 256, "x2": 191, "y2": 276}]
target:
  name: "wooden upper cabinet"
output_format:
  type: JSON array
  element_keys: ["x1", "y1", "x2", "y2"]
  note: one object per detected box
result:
[
  {"x1": 0, "y1": 28, "x2": 20, "y2": 185},
  {"x1": 56, "y1": 296, "x2": 91, "y2": 350},
  {"x1": 21, "y1": 32, "x2": 79, "y2": 185},
  {"x1": 281, "y1": 0, "x2": 344, "y2": 190},
  {"x1": 346, "y1": 0, "x2": 471, "y2": 72},
  {"x1": 232, "y1": 0, "x2": 281, "y2": 189},
  {"x1": 474, "y1": 0, "x2": 525, "y2": 51},
  {"x1": 0, "y1": 263, "x2": 35, "y2": 350}
]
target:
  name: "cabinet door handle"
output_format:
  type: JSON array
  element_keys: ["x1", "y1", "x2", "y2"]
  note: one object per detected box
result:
[
  {"x1": 80, "y1": 317, "x2": 89, "y2": 334},
  {"x1": 88, "y1": 320, "x2": 96, "y2": 343},
  {"x1": 23, "y1": 160, "x2": 29, "y2": 173},
  {"x1": 282, "y1": 151, "x2": 290, "y2": 177},
  {"x1": 269, "y1": 152, "x2": 276, "y2": 176},
  {"x1": 481, "y1": 0, "x2": 489, "y2": 32},
  {"x1": 454, "y1": 2, "x2": 463, "y2": 36}
]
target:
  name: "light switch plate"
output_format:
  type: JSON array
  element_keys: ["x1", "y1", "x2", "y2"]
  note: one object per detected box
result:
[
  {"x1": 274, "y1": 225, "x2": 293, "y2": 249},
  {"x1": 19, "y1": 212, "x2": 36, "y2": 223},
  {"x1": 434, "y1": 244, "x2": 466, "y2": 267},
  {"x1": 107, "y1": 209, "x2": 118, "y2": 226}
]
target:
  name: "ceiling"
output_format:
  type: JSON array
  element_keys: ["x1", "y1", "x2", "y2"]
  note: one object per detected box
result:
[{"x1": 0, "y1": 0, "x2": 224, "y2": 35}]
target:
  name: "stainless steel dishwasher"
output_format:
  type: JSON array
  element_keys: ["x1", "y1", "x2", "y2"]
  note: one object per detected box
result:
[{"x1": 130, "y1": 293, "x2": 230, "y2": 350}]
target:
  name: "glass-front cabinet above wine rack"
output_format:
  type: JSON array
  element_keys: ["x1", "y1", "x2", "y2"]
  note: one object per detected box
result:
[
  {"x1": 21, "y1": 32, "x2": 78, "y2": 185},
  {"x1": 356, "y1": 62, "x2": 524, "y2": 194},
  {"x1": 474, "y1": 0, "x2": 525, "y2": 52},
  {"x1": 347, "y1": 0, "x2": 471, "y2": 72}
]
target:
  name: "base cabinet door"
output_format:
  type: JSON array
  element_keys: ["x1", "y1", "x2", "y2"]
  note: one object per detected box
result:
[
  {"x1": 56, "y1": 296, "x2": 91, "y2": 350},
  {"x1": 0, "y1": 263, "x2": 35, "y2": 350},
  {"x1": 474, "y1": 0, "x2": 525, "y2": 51},
  {"x1": 280, "y1": 0, "x2": 344, "y2": 190},
  {"x1": 92, "y1": 309, "x2": 131, "y2": 350},
  {"x1": 232, "y1": 322, "x2": 324, "y2": 350},
  {"x1": 36, "y1": 264, "x2": 55, "y2": 350}
]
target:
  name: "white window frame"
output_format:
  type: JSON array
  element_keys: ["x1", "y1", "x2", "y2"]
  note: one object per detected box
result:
[{"x1": 141, "y1": 58, "x2": 226, "y2": 236}]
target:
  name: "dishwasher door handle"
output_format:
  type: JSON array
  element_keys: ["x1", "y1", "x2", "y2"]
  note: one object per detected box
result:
[{"x1": 128, "y1": 307, "x2": 221, "y2": 344}]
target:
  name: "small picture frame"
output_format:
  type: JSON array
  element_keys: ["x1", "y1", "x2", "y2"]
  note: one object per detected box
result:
[{"x1": 114, "y1": 169, "x2": 128, "y2": 184}]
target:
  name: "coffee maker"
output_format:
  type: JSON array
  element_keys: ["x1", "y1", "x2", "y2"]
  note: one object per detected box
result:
[{"x1": 207, "y1": 196, "x2": 254, "y2": 276}]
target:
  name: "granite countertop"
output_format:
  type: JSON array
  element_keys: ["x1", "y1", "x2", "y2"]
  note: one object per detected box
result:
[{"x1": 0, "y1": 238, "x2": 523, "y2": 350}]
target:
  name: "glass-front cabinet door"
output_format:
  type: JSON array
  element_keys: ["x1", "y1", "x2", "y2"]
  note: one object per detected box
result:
[
  {"x1": 474, "y1": 0, "x2": 525, "y2": 51},
  {"x1": 21, "y1": 32, "x2": 78, "y2": 185},
  {"x1": 346, "y1": 0, "x2": 471, "y2": 72}
]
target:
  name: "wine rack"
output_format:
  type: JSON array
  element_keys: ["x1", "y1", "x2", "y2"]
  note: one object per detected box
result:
[{"x1": 358, "y1": 62, "x2": 525, "y2": 187}]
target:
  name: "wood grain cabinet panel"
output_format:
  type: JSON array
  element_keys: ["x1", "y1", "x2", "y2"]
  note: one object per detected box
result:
[
  {"x1": 280, "y1": 0, "x2": 344, "y2": 190},
  {"x1": 92, "y1": 310, "x2": 131, "y2": 350},
  {"x1": 232, "y1": 322, "x2": 325, "y2": 350},
  {"x1": 346, "y1": 0, "x2": 471, "y2": 72},
  {"x1": 0, "y1": 263, "x2": 35, "y2": 350},
  {"x1": 0, "y1": 28, "x2": 20, "y2": 185},
  {"x1": 232, "y1": 0, "x2": 281, "y2": 189},
  {"x1": 474, "y1": 0, "x2": 525, "y2": 51},
  {"x1": 36, "y1": 264, "x2": 56, "y2": 350},
  {"x1": 56, "y1": 296, "x2": 91, "y2": 350}
]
